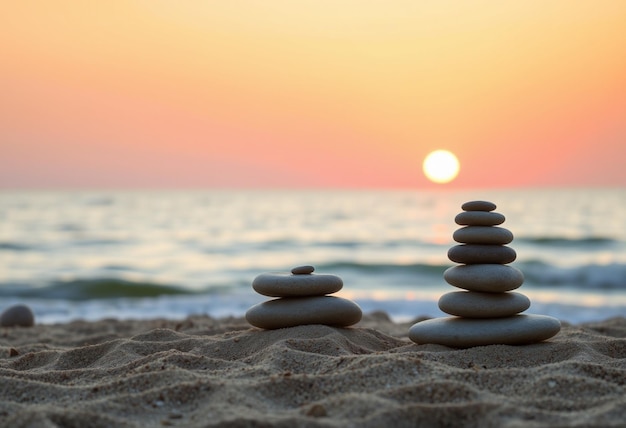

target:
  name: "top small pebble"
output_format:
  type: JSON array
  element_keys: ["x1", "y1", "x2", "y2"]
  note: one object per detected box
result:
[
  {"x1": 291, "y1": 265, "x2": 315, "y2": 275},
  {"x1": 462, "y1": 200, "x2": 496, "y2": 211}
]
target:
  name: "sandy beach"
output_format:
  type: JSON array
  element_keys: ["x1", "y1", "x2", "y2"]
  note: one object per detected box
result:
[{"x1": 1, "y1": 313, "x2": 625, "y2": 427}]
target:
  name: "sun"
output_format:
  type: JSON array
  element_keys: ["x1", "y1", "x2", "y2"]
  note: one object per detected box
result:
[{"x1": 422, "y1": 150, "x2": 460, "y2": 184}]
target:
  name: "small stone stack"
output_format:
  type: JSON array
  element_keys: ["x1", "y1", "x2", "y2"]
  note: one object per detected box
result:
[
  {"x1": 409, "y1": 201, "x2": 560, "y2": 347},
  {"x1": 246, "y1": 265, "x2": 362, "y2": 329}
]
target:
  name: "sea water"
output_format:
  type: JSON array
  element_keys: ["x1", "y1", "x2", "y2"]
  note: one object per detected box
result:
[{"x1": 1, "y1": 188, "x2": 624, "y2": 324}]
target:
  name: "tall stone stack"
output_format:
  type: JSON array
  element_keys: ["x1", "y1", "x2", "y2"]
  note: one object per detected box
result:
[
  {"x1": 409, "y1": 201, "x2": 560, "y2": 347},
  {"x1": 246, "y1": 265, "x2": 362, "y2": 329}
]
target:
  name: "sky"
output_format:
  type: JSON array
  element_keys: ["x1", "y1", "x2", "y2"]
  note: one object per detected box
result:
[{"x1": 1, "y1": 1, "x2": 625, "y2": 189}]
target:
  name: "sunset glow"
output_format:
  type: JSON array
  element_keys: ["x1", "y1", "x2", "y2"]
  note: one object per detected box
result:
[{"x1": 1, "y1": 1, "x2": 625, "y2": 189}]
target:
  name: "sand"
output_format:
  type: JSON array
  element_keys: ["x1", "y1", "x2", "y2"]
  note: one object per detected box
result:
[{"x1": 1, "y1": 313, "x2": 625, "y2": 427}]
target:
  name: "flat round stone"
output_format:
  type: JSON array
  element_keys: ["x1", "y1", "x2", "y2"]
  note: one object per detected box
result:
[
  {"x1": 253, "y1": 272, "x2": 343, "y2": 297},
  {"x1": 291, "y1": 265, "x2": 315, "y2": 275},
  {"x1": 455, "y1": 211, "x2": 505, "y2": 226},
  {"x1": 444, "y1": 264, "x2": 524, "y2": 292},
  {"x1": 438, "y1": 291, "x2": 530, "y2": 318},
  {"x1": 448, "y1": 244, "x2": 516, "y2": 264},
  {"x1": 246, "y1": 296, "x2": 362, "y2": 329},
  {"x1": 0, "y1": 304, "x2": 35, "y2": 327},
  {"x1": 408, "y1": 314, "x2": 561, "y2": 347},
  {"x1": 461, "y1": 201, "x2": 496, "y2": 212},
  {"x1": 453, "y1": 226, "x2": 513, "y2": 245}
]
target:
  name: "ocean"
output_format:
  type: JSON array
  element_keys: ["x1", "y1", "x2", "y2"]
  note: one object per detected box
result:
[{"x1": 1, "y1": 188, "x2": 624, "y2": 324}]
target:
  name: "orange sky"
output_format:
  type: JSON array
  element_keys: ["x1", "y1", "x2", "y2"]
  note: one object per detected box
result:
[{"x1": 1, "y1": 1, "x2": 625, "y2": 189}]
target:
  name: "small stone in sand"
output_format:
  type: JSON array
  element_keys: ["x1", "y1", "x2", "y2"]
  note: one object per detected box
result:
[
  {"x1": 0, "y1": 304, "x2": 35, "y2": 327},
  {"x1": 305, "y1": 404, "x2": 327, "y2": 418},
  {"x1": 291, "y1": 265, "x2": 315, "y2": 275}
]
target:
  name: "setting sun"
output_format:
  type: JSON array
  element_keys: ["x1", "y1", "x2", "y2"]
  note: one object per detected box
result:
[{"x1": 423, "y1": 150, "x2": 460, "y2": 184}]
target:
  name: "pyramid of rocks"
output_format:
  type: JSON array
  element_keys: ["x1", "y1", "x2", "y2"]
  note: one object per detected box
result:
[
  {"x1": 246, "y1": 265, "x2": 362, "y2": 329},
  {"x1": 409, "y1": 200, "x2": 561, "y2": 347}
]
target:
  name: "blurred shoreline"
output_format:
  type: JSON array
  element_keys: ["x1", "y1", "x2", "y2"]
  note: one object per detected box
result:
[{"x1": 1, "y1": 188, "x2": 624, "y2": 324}]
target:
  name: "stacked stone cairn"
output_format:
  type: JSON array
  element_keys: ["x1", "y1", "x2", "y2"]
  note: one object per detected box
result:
[
  {"x1": 409, "y1": 200, "x2": 561, "y2": 347},
  {"x1": 246, "y1": 265, "x2": 362, "y2": 329}
]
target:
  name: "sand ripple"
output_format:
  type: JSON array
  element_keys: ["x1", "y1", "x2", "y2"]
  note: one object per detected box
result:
[{"x1": 1, "y1": 315, "x2": 625, "y2": 427}]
